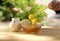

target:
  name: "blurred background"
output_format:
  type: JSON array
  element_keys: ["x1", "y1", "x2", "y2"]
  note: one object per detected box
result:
[
  {"x1": 1, "y1": 0, "x2": 60, "y2": 26},
  {"x1": 0, "y1": 0, "x2": 52, "y2": 21}
]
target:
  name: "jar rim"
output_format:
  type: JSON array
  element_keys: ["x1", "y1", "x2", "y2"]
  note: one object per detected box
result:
[{"x1": 12, "y1": 18, "x2": 20, "y2": 21}]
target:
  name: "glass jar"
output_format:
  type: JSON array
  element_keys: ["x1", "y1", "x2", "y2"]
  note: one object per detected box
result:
[{"x1": 9, "y1": 18, "x2": 22, "y2": 32}]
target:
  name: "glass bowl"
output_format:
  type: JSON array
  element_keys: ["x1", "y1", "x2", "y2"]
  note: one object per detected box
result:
[{"x1": 23, "y1": 24, "x2": 41, "y2": 33}]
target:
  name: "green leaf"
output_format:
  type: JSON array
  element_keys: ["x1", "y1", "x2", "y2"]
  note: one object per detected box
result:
[
  {"x1": 0, "y1": 11, "x2": 3, "y2": 16},
  {"x1": 0, "y1": 16, "x2": 5, "y2": 21}
]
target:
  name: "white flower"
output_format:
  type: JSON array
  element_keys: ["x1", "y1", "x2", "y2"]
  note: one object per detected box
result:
[
  {"x1": 19, "y1": 10, "x2": 23, "y2": 13},
  {"x1": 35, "y1": 0, "x2": 52, "y2": 6},
  {"x1": 26, "y1": 6, "x2": 31, "y2": 11},
  {"x1": 35, "y1": 0, "x2": 45, "y2": 5},
  {"x1": 18, "y1": 8, "x2": 23, "y2": 13},
  {"x1": 13, "y1": 8, "x2": 18, "y2": 12}
]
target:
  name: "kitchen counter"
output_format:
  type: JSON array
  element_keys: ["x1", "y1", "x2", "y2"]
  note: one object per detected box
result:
[{"x1": 0, "y1": 23, "x2": 60, "y2": 41}]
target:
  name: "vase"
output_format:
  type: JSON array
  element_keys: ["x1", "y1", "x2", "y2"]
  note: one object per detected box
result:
[{"x1": 9, "y1": 18, "x2": 22, "y2": 32}]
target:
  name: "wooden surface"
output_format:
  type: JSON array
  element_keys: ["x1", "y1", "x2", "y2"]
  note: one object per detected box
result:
[{"x1": 0, "y1": 23, "x2": 60, "y2": 41}]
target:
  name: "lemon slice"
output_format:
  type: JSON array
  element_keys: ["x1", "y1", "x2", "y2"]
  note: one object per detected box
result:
[{"x1": 21, "y1": 19, "x2": 31, "y2": 27}]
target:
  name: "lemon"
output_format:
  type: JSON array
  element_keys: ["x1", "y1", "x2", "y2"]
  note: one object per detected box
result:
[
  {"x1": 31, "y1": 18, "x2": 40, "y2": 25},
  {"x1": 28, "y1": 14, "x2": 34, "y2": 20}
]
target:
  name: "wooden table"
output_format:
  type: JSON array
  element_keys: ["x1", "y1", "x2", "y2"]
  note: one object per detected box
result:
[{"x1": 0, "y1": 23, "x2": 60, "y2": 41}]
